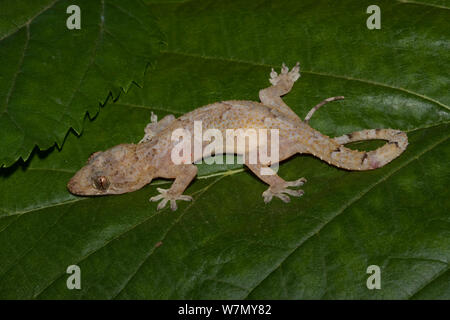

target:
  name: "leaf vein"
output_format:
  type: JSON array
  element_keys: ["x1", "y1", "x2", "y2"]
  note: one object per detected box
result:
[
  {"x1": 0, "y1": 0, "x2": 59, "y2": 42},
  {"x1": 2, "y1": 25, "x2": 30, "y2": 114}
]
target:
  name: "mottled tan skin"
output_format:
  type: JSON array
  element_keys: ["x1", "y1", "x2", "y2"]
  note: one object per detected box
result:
[{"x1": 68, "y1": 63, "x2": 408, "y2": 211}]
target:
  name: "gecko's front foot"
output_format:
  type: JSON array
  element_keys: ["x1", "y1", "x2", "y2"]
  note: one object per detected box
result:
[
  {"x1": 262, "y1": 177, "x2": 306, "y2": 204},
  {"x1": 150, "y1": 188, "x2": 193, "y2": 211},
  {"x1": 269, "y1": 62, "x2": 300, "y2": 86}
]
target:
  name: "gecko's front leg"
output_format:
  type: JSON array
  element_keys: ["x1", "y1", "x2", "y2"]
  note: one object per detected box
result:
[{"x1": 150, "y1": 164, "x2": 197, "y2": 211}]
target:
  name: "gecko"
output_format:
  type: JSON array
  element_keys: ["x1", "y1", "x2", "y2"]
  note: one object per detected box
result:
[{"x1": 67, "y1": 63, "x2": 408, "y2": 211}]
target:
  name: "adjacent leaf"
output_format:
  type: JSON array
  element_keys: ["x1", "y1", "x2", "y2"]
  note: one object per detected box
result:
[
  {"x1": 0, "y1": 0, "x2": 163, "y2": 166},
  {"x1": 0, "y1": 0, "x2": 449, "y2": 299}
]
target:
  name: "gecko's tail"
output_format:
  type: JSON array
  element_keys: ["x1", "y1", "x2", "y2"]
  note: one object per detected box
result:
[{"x1": 308, "y1": 128, "x2": 408, "y2": 171}]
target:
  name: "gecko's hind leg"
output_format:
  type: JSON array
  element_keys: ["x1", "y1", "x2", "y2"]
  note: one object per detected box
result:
[
  {"x1": 259, "y1": 62, "x2": 302, "y2": 121},
  {"x1": 245, "y1": 163, "x2": 306, "y2": 204},
  {"x1": 140, "y1": 112, "x2": 176, "y2": 143}
]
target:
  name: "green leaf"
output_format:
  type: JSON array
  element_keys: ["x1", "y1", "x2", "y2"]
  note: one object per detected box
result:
[
  {"x1": 0, "y1": 0, "x2": 449, "y2": 299},
  {"x1": 0, "y1": 0, "x2": 163, "y2": 167}
]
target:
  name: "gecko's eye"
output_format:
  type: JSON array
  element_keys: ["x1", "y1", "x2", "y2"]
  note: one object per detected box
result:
[{"x1": 93, "y1": 176, "x2": 110, "y2": 191}]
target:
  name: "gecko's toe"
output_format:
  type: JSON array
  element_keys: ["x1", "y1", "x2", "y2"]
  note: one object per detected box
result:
[
  {"x1": 270, "y1": 68, "x2": 278, "y2": 79},
  {"x1": 263, "y1": 190, "x2": 274, "y2": 203},
  {"x1": 170, "y1": 200, "x2": 177, "y2": 211},
  {"x1": 286, "y1": 177, "x2": 307, "y2": 187},
  {"x1": 281, "y1": 188, "x2": 304, "y2": 197},
  {"x1": 150, "y1": 111, "x2": 158, "y2": 123},
  {"x1": 275, "y1": 193, "x2": 291, "y2": 203},
  {"x1": 288, "y1": 62, "x2": 301, "y2": 82},
  {"x1": 157, "y1": 198, "x2": 169, "y2": 210},
  {"x1": 150, "y1": 194, "x2": 164, "y2": 202},
  {"x1": 178, "y1": 195, "x2": 193, "y2": 202}
]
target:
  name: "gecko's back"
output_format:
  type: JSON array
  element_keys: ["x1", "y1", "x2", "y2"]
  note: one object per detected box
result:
[{"x1": 172, "y1": 100, "x2": 299, "y2": 133}]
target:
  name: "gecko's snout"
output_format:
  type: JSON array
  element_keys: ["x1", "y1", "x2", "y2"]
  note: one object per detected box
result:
[
  {"x1": 67, "y1": 168, "x2": 97, "y2": 196},
  {"x1": 67, "y1": 175, "x2": 83, "y2": 195}
]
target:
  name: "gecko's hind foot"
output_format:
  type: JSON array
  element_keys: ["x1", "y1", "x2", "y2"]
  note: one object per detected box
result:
[
  {"x1": 150, "y1": 188, "x2": 193, "y2": 211},
  {"x1": 262, "y1": 177, "x2": 306, "y2": 204},
  {"x1": 269, "y1": 62, "x2": 301, "y2": 86}
]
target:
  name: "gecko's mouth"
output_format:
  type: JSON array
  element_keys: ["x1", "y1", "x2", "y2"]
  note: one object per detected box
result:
[{"x1": 67, "y1": 179, "x2": 105, "y2": 196}]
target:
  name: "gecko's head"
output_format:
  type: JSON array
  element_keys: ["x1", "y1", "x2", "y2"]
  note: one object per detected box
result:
[{"x1": 67, "y1": 144, "x2": 153, "y2": 196}]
